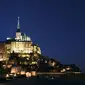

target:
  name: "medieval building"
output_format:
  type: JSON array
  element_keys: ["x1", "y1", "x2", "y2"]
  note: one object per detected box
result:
[{"x1": 0, "y1": 17, "x2": 41, "y2": 61}]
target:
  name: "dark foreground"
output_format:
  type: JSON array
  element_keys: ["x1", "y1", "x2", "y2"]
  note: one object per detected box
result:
[{"x1": 0, "y1": 74, "x2": 85, "y2": 85}]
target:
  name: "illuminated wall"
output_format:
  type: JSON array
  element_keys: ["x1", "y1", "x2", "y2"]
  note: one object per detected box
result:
[
  {"x1": 5, "y1": 41, "x2": 41, "y2": 58},
  {"x1": 0, "y1": 40, "x2": 41, "y2": 60},
  {"x1": 16, "y1": 32, "x2": 21, "y2": 40},
  {"x1": 10, "y1": 41, "x2": 33, "y2": 53},
  {"x1": 0, "y1": 17, "x2": 41, "y2": 60},
  {"x1": 0, "y1": 42, "x2": 6, "y2": 61}
]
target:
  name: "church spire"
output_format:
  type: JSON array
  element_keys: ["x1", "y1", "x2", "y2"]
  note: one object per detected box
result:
[{"x1": 16, "y1": 17, "x2": 20, "y2": 32}]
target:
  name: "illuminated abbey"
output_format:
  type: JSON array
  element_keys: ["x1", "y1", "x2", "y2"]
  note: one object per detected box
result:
[{"x1": 0, "y1": 17, "x2": 41, "y2": 61}]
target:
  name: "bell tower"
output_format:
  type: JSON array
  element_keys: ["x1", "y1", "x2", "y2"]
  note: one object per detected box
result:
[{"x1": 16, "y1": 17, "x2": 21, "y2": 40}]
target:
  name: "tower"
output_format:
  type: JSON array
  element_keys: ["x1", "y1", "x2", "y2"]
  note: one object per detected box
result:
[{"x1": 16, "y1": 17, "x2": 21, "y2": 40}]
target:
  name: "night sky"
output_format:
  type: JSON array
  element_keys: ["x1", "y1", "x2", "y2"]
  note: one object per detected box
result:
[{"x1": 0, "y1": 0, "x2": 84, "y2": 71}]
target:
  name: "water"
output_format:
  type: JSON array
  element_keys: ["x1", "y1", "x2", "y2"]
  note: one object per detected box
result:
[{"x1": 0, "y1": 75, "x2": 85, "y2": 85}]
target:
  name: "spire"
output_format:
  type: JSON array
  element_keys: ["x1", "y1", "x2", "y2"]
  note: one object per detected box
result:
[{"x1": 16, "y1": 17, "x2": 20, "y2": 32}]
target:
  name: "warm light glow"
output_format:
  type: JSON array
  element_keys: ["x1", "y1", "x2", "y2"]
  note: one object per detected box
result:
[
  {"x1": 6, "y1": 74, "x2": 9, "y2": 78},
  {"x1": 0, "y1": 59, "x2": 4, "y2": 61},
  {"x1": 21, "y1": 71, "x2": 26, "y2": 75},
  {"x1": 66, "y1": 67, "x2": 71, "y2": 70},
  {"x1": 3, "y1": 65, "x2": 6, "y2": 69},
  {"x1": 14, "y1": 74, "x2": 17, "y2": 77},
  {"x1": 11, "y1": 67, "x2": 18, "y2": 73},
  {"x1": 0, "y1": 17, "x2": 41, "y2": 62},
  {"x1": 52, "y1": 62, "x2": 55, "y2": 66},
  {"x1": 26, "y1": 72, "x2": 31, "y2": 77},
  {"x1": 31, "y1": 71, "x2": 37, "y2": 76},
  {"x1": 9, "y1": 74, "x2": 13, "y2": 76},
  {"x1": 31, "y1": 61, "x2": 37, "y2": 64},
  {"x1": 10, "y1": 42, "x2": 34, "y2": 54},
  {"x1": 61, "y1": 69, "x2": 66, "y2": 72},
  {"x1": 7, "y1": 65, "x2": 12, "y2": 68}
]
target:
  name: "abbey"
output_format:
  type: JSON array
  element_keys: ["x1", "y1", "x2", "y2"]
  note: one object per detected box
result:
[{"x1": 0, "y1": 17, "x2": 41, "y2": 61}]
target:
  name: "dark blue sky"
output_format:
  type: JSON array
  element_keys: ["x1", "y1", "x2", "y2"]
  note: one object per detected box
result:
[{"x1": 0, "y1": 0, "x2": 84, "y2": 71}]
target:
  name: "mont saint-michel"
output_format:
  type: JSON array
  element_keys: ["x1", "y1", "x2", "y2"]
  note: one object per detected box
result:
[{"x1": 0, "y1": 17, "x2": 81, "y2": 80}]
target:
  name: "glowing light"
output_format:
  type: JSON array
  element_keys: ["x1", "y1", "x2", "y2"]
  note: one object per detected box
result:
[
  {"x1": 26, "y1": 72, "x2": 31, "y2": 77},
  {"x1": 31, "y1": 71, "x2": 37, "y2": 76},
  {"x1": 6, "y1": 74, "x2": 9, "y2": 78},
  {"x1": 61, "y1": 69, "x2": 66, "y2": 72},
  {"x1": 21, "y1": 71, "x2": 26, "y2": 75},
  {"x1": 7, "y1": 65, "x2": 12, "y2": 68},
  {"x1": 31, "y1": 61, "x2": 37, "y2": 64},
  {"x1": 6, "y1": 37, "x2": 11, "y2": 40},
  {"x1": 14, "y1": 74, "x2": 17, "y2": 77},
  {"x1": 52, "y1": 62, "x2": 55, "y2": 66},
  {"x1": 11, "y1": 67, "x2": 17, "y2": 73},
  {"x1": 0, "y1": 59, "x2": 4, "y2": 61},
  {"x1": 66, "y1": 67, "x2": 71, "y2": 70},
  {"x1": 45, "y1": 60, "x2": 47, "y2": 63}
]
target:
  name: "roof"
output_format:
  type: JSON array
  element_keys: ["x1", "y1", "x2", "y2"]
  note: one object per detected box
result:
[{"x1": 16, "y1": 29, "x2": 20, "y2": 32}]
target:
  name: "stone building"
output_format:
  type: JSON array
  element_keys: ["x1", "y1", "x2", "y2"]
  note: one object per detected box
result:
[{"x1": 0, "y1": 17, "x2": 41, "y2": 61}]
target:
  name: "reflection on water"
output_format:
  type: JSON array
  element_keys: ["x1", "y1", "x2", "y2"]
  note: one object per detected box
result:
[{"x1": 0, "y1": 76, "x2": 85, "y2": 85}]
